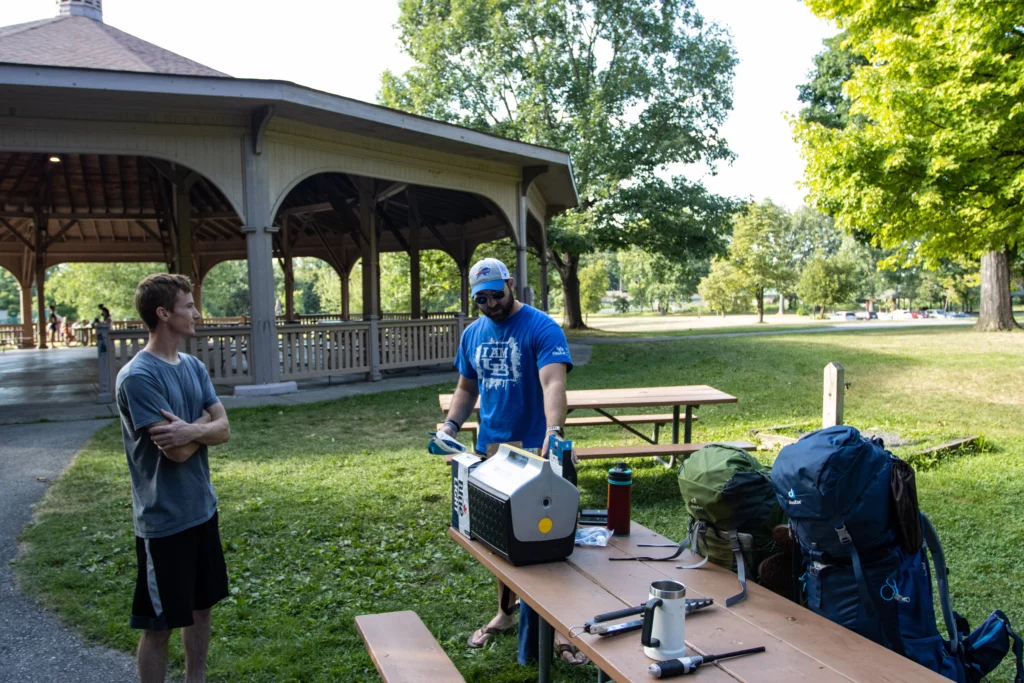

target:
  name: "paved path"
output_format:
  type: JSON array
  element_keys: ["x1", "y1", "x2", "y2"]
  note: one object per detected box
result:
[
  {"x1": 0, "y1": 420, "x2": 138, "y2": 683},
  {"x1": 572, "y1": 319, "x2": 973, "y2": 345}
]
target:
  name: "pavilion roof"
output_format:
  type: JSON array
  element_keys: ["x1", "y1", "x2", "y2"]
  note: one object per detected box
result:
[{"x1": 0, "y1": 15, "x2": 227, "y2": 77}]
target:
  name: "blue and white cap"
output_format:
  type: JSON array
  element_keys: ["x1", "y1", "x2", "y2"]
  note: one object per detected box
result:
[{"x1": 469, "y1": 257, "x2": 511, "y2": 295}]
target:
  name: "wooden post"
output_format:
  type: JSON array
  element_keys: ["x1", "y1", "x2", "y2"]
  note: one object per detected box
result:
[
  {"x1": 281, "y1": 215, "x2": 294, "y2": 322},
  {"x1": 367, "y1": 315, "x2": 382, "y2": 382},
  {"x1": 823, "y1": 361, "x2": 845, "y2": 428},
  {"x1": 175, "y1": 181, "x2": 192, "y2": 278},
  {"x1": 408, "y1": 193, "x2": 422, "y2": 318},
  {"x1": 34, "y1": 209, "x2": 47, "y2": 349}
]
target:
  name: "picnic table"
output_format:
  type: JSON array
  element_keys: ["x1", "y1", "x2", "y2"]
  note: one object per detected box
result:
[
  {"x1": 448, "y1": 520, "x2": 946, "y2": 683},
  {"x1": 439, "y1": 385, "x2": 741, "y2": 465}
]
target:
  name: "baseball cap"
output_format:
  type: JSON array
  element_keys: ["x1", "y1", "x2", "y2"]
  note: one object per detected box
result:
[{"x1": 469, "y1": 258, "x2": 511, "y2": 295}]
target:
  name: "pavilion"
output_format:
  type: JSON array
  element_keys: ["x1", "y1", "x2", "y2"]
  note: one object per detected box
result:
[{"x1": 0, "y1": 0, "x2": 577, "y2": 400}]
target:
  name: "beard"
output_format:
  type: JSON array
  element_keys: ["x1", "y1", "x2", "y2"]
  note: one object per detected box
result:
[{"x1": 482, "y1": 293, "x2": 515, "y2": 322}]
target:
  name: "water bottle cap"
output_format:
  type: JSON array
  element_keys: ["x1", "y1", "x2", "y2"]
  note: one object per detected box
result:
[{"x1": 608, "y1": 462, "x2": 632, "y2": 483}]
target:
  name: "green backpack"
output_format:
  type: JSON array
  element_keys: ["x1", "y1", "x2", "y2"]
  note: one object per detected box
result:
[{"x1": 677, "y1": 444, "x2": 784, "y2": 606}]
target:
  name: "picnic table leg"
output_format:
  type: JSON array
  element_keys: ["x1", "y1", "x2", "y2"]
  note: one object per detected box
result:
[
  {"x1": 684, "y1": 405, "x2": 693, "y2": 443},
  {"x1": 597, "y1": 669, "x2": 612, "y2": 682},
  {"x1": 657, "y1": 405, "x2": 683, "y2": 469},
  {"x1": 538, "y1": 617, "x2": 553, "y2": 683}
]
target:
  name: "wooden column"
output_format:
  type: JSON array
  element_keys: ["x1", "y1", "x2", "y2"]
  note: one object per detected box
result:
[
  {"x1": 241, "y1": 132, "x2": 281, "y2": 387},
  {"x1": 459, "y1": 264, "x2": 470, "y2": 315},
  {"x1": 281, "y1": 215, "x2": 294, "y2": 322},
  {"x1": 516, "y1": 190, "x2": 528, "y2": 302},
  {"x1": 175, "y1": 181, "x2": 193, "y2": 279},
  {"x1": 19, "y1": 278, "x2": 33, "y2": 348},
  {"x1": 540, "y1": 255, "x2": 550, "y2": 312},
  {"x1": 192, "y1": 275, "x2": 204, "y2": 318},
  {"x1": 356, "y1": 178, "x2": 379, "y2": 320},
  {"x1": 408, "y1": 190, "x2": 422, "y2": 318},
  {"x1": 341, "y1": 264, "x2": 351, "y2": 321},
  {"x1": 34, "y1": 209, "x2": 47, "y2": 349}
]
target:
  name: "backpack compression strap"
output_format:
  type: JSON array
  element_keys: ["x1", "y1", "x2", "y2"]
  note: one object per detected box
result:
[
  {"x1": 726, "y1": 529, "x2": 747, "y2": 606},
  {"x1": 836, "y1": 524, "x2": 906, "y2": 656},
  {"x1": 920, "y1": 513, "x2": 960, "y2": 652},
  {"x1": 610, "y1": 521, "x2": 709, "y2": 565}
]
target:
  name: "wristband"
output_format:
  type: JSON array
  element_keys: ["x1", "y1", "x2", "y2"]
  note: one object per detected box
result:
[
  {"x1": 444, "y1": 419, "x2": 462, "y2": 431},
  {"x1": 546, "y1": 426, "x2": 564, "y2": 436}
]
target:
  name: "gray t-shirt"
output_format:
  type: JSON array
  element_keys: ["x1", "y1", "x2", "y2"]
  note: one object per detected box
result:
[{"x1": 116, "y1": 350, "x2": 220, "y2": 538}]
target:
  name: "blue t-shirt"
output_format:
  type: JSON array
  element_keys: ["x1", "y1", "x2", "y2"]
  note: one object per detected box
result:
[
  {"x1": 115, "y1": 350, "x2": 221, "y2": 538},
  {"x1": 455, "y1": 304, "x2": 572, "y2": 452}
]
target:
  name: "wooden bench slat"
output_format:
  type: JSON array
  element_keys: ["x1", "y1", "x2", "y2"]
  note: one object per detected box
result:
[
  {"x1": 355, "y1": 611, "x2": 465, "y2": 683},
  {"x1": 437, "y1": 413, "x2": 697, "y2": 439},
  {"x1": 575, "y1": 440, "x2": 755, "y2": 460}
]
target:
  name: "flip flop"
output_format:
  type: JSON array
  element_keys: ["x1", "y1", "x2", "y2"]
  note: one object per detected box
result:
[
  {"x1": 467, "y1": 623, "x2": 515, "y2": 648},
  {"x1": 556, "y1": 642, "x2": 589, "y2": 665}
]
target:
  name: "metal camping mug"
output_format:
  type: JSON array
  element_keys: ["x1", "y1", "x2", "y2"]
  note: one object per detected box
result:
[{"x1": 640, "y1": 580, "x2": 687, "y2": 661}]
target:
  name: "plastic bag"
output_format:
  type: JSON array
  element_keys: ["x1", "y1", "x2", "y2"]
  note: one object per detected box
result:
[{"x1": 575, "y1": 527, "x2": 614, "y2": 547}]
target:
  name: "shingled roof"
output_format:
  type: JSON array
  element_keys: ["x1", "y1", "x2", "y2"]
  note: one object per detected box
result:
[{"x1": 0, "y1": 14, "x2": 228, "y2": 78}]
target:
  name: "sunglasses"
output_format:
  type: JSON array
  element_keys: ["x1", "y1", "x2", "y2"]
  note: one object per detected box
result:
[{"x1": 474, "y1": 288, "x2": 507, "y2": 306}]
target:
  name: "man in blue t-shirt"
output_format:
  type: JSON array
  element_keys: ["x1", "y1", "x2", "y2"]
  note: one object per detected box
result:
[{"x1": 440, "y1": 257, "x2": 586, "y2": 666}]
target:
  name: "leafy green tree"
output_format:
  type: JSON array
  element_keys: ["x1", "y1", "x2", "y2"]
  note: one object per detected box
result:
[
  {"x1": 796, "y1": 251, "x2": 860, "y2": 318},
  {"x1": 795, "y1": 0, "x2": 1024, "y2": 330},
  {"x1": 380, "y1": 0, "x2": 738, "y2": 329},
  {"x1": 613, "y1": 296, "x2": 630, "y2": 314},
  {"x1": 203, "y1": 261, "x2": 256, "y2": 318},
  {"x1": 698, "y1": 258, "x2": 746, "y2": 317},
  {"x1": 48, "y1": 262, "x2": 165, "y2": 322},
  {"x1": 578, "y1": 259, "x2": 608, "y2": 323},
  {"x1": 618, "y1": 247, "x2": 705, "y2": 314},
  {"x1": 0, "y1": 267, "x2": 20, "y2": 322},
  {"x1": 728, "y1": 200, "x2": 796, "y2": 322},
  {"x1": 797, "y1": 32, "x2": 868, "y2": 130}
]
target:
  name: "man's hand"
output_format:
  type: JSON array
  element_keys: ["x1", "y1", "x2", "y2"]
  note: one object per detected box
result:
[{"x1": 149, "y1": 409, "x2": 197, "y2": 450}]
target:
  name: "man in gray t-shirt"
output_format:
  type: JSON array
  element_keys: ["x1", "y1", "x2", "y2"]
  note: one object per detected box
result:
[{"x1": 115, "y1": 273, "x2": 230, "y2": 683}]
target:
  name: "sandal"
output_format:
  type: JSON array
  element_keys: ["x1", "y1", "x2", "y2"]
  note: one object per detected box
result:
[
  {"x1": 467, "y1": 623, "x2": 515, "y2": 648},
  {"x1": 556, "y1": 642, "x2": 589, "y2": 665}
]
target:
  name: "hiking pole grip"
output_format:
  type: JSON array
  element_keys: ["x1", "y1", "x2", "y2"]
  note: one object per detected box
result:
[{"x1": 592, "y1": 604, "x2": 646, "y2": 623}]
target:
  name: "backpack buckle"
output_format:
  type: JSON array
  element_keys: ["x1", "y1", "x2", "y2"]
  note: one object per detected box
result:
[{"x1": 835, "y1": 525, "x2": 853, "y2": 545}]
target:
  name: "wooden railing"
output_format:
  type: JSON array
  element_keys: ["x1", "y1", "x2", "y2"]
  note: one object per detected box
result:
[
  {"x1": 0, "y1": 323, "x2": 33, "y2": 349},
  {"x1": 377, "y1": 318, "x2": 463, "y2": 370},
  {"x1": 97, "y1": 315, "x2": 477, "y2": 402},
  {"x1": 278, "y1": 323, "x2": 371, "y2": 380}
]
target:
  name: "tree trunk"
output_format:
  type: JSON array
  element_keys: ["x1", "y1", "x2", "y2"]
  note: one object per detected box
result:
[
  {"x1": 756, "y1": 286, "x2": 764, "y2": 323},
  {"x1": 778, "y1": 294, "x2": 785, "y2": 315},
  {"x1": 555, "y1": 252, "x2": 587, "y2": 329},
  {"x1": 976, "y1": 249, "x2": 1020, "y2": 331}
]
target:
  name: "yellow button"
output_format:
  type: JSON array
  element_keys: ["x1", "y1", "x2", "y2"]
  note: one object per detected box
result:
[{"x1": 538, "y1": 517, "x2": 553, "y2": 534}]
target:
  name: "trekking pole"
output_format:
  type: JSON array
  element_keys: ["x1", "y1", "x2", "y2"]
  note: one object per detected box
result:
[{"x1": 647, "y1": 646, "x2": 766, "y2": 678}]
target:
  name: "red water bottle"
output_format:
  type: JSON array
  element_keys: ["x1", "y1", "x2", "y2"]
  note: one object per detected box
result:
[{"x1": 607, "y1": 462, "x2": 632, "y2": 536}]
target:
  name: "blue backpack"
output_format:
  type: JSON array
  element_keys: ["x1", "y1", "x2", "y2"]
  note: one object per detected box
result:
[{"x1": 771, "y1": 426, "x2": 1023, "y2": 682}]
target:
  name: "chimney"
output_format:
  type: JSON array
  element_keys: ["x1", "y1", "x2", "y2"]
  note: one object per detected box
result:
[{"x1": 58, "y1": 0, "x2": 103, "y2": 21}]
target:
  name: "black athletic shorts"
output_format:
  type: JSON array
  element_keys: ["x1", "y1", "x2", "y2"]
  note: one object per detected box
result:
[{"x1": 131, "y1": 512, "x2": 229, "y2": 631}]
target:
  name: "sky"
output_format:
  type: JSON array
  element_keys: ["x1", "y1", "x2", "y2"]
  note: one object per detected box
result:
[{"x1": 5, "y1": 0, "x2": 836, "y2": 209}]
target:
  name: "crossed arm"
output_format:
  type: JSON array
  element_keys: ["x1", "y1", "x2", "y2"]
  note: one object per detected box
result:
[{"x1": 148, "y1": 402, "x2": 231, "y2": 463}]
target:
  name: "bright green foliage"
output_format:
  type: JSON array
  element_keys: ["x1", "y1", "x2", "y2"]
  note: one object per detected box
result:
[
  {"x1": 0, "y1": 267, "x2": 20, "y2": 322},
  {"x1": 697, "y1": 258, "x2": 746, "y2": 316},
  {"x1": 618, "y1": 247, "x2": 704, "y2": 314},
  {"x1": 47, "y1": 263, "x2": 166, "y2": 322},
  {"x1": 727, "y1": 200, "x2": 796, "y2": 322},
  {"x1": 380, "y1": 0, "x2": 738, "y2": 327},
  {"x1": 796, "y1": 250, "x2": 861, "y2": 318},
  {"x1": 578, "y1": 258, "x2": 608, "y2": 320},
  {"x1": 795, "y1": 1, "x2": 1024, "y2": 267}
]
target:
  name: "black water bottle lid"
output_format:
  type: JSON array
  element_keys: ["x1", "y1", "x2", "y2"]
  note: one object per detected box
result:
[{"x1": 608, "y1": 462, "x2": 632, "y2": 484}]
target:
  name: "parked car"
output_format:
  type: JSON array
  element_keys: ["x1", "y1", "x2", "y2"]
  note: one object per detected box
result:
[
  {"x1": 855, "y1": 311, "x2": 879, "y2": 320},
  {"x1": 831, "y1": 311, "x2": 857, "y2": 321},
  {"x1": 890, "y1": 309, "x2": 914, "y2": 320},
  {"x1": 926, "y1": 309, "x2": 950, "y2": 319},
  {"x1": 948, "y1": 311, "x2": 971, "y2": 318}
]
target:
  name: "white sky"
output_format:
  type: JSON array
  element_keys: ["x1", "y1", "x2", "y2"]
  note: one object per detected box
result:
[{"x1": 6, "y1": 0, "x2": 835, "y2": 209}]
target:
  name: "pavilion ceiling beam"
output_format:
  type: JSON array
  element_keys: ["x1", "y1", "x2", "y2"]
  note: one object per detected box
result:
[
  {"x1": 0, "y1": 211, "x2": 161, "y2": 221},
  {"x1": 279, "y1": 202, "x2": 334, "y2": 217},
  {"x1": 309, "y1": 219, "x2": 346, "y2": 275},
  {"x1": 46, "y1": 220, "x2": 79, "y2": 248},
  {"x1": 144, "y1": 158, "x2": 199, "y2": 189},
  {"x1": 375, "y1": 182, "x2": 408, "y2": 204},
  {"x1": 0, "y1": 217, "x2": 35, "y2": 252},
  {"x1": 377, "y1": 205, "x2": 410, "y2": 255},
  {"x1": 3, "y1": 156, "x2": 46, "y2": 211},
  {"x1": 134, "y1": 219, "x2": 162, "y2": 242}
]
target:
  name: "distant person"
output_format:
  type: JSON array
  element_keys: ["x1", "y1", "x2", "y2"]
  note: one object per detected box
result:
[
  {"x1": 47, "y1": 305, "x2": 59, "y2": 345},
  {"x1": 99, "y1": 304, "x2": 112, "y2": 325},
  {"x1": 115, "y1": 274, "x2": 231, "y2": 683}
]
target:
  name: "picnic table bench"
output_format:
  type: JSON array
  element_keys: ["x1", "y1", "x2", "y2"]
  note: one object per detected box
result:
[
  {"x1": 439, "y1": 385, "x2": 741, "y2": 466},
  {"x1": 449, "y1": 520, "x2": 947, "y2": 683},
  {"x1": 355, "y1": 610, "x2": 465, "y2": 683}
]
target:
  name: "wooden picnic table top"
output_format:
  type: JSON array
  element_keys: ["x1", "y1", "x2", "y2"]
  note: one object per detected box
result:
[
  {"x1": 438, "y1": 385, "x2": 738, "y2": 413},
  {"x1": 448, "y1": 521, "x2": 945, "y2": 683}
]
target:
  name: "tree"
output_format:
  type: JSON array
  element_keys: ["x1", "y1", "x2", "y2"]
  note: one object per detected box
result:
[
  {"x1": 380, "y1": 0, "x2": 738, "y2": 329},
  {"x1": 796, "y1": 32, "x2": 868, "y2": 130},
  {"x1": 795, "y1": 1, "x2": 1024, "y2": 331},
  {"x1": 578, "y1": 259, "x2": 608, "y2": 323},
  {"x1": 698, "y1": 258, "x2": 746, "y2": 317},
  {"x1": 618, "y1": 247, "x2": 705, "y2": 315},
  {"x1": 728, "y1": 200, "x2": 796, "y2": 323},
  {"x1": 796, "y1": 251, "x2": 860, "y2": 318},
  {"x1": 48, "y1": 262, "x2": 166, "y2": 322},
  {"x1": 0, "y1": 268, "x2": 19, "y2": 322}
]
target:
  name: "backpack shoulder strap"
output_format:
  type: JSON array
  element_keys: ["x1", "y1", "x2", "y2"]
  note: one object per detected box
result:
[
  {"x1": 836, "y1": 523, "x2": 906, "y2": 656},
  {"x1": 726, "y1": 529, "x2": 747, "y2": 606},
  {"x1": 920, "y1": 513, "x2": 960, "y2": 650}
]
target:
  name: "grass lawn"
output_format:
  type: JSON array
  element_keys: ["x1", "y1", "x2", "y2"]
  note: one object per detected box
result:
[{"x1": 14, "y1": 327, "x2": 1024, "y2": 682}]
